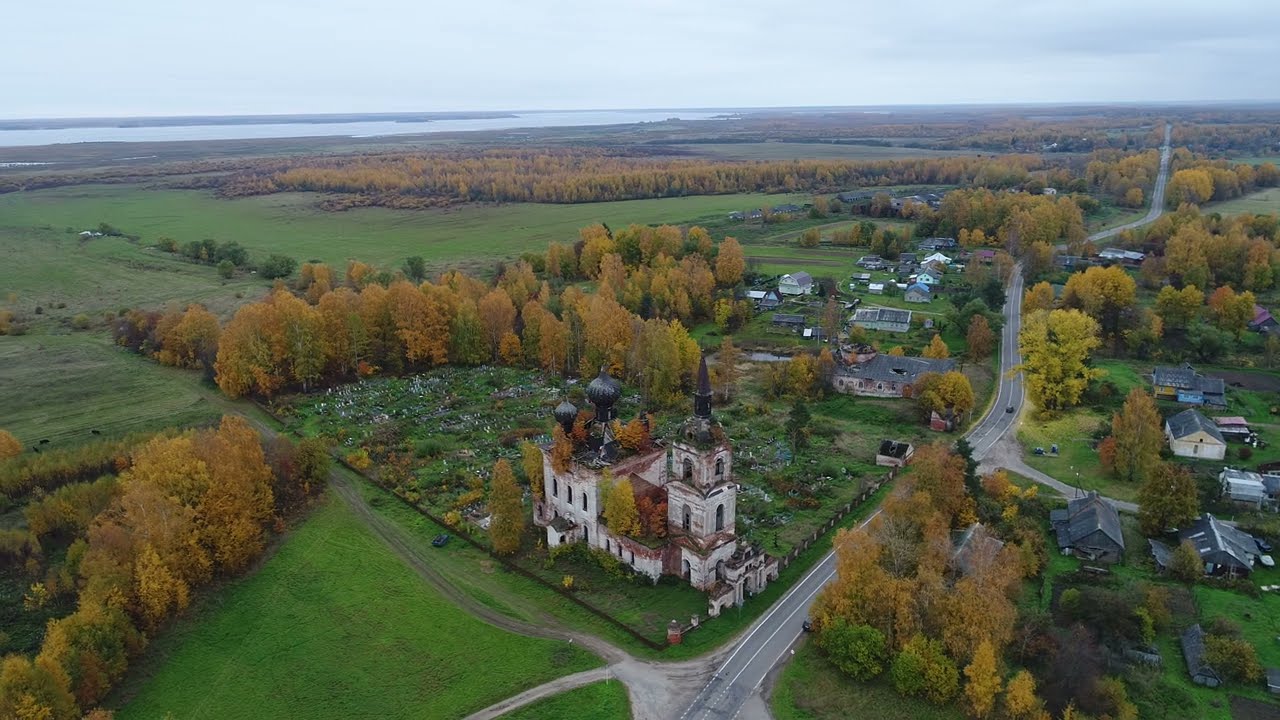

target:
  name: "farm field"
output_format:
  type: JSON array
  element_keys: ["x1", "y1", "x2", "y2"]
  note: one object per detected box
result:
[
  {"x1": 1206, "y1": 187, "x2": 1280, "y2": 217},
  {"x1": 770, "y1": 641, "x2": 963, "y2": 720},
  {"x1": 112, "y1": 496, "x2": 601, "y2": 720},
  {"x1": 502, "y1": 681, "x2": 631, "y2": 720},
  {"x1": 689, "y1": 142, "x2": 980, "y2": 161},
  {"x1": 0, "y1": 184, "x2": 812, "y2": 274},
  {"x1": 0, "y1": 333, "x2": 223, "y2": 446}
]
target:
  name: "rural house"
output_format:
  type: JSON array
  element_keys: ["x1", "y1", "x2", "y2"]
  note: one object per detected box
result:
[
  {"x1": 875, "y1": 440, "x2": 913, "y2": 468},
  {"x1": 1152, "y1": 363, "x2": 1226, "y2": 407},
  {"x1": 851, "y1": 307, "x2": 912, "y2": 333},
  {"x1": 914, "y1": 270, "x2": 942, "y2": 286},
  {"x1": 904, "y1": 283, "x2": 932, "y2": 304},
  {"x1": 1220, "y1": 468, "x2": 1270, "y2": 510},
  {"x1": 1250, "y1": 305, "x2": 1278, "y2": 335},
  {"x1": 1164, "y1": 408, "x2": 1227, "y2": 460},
  {"x1": 756, "y1": 288, "x2": 783, "y2": 310},
  {"x1": 1049, "y1": 491, "x2": 1125, "y2": 563},
  {"x1": 778, "y1": 272, "x2": 814, "y2": 295},
  {"x1": 918, "y1": 237, "x2": 957, "y2": 251},
  {"x1": 922, "y1": 251, "x2": 952, "y2": 266},
  {"x1": 1180, "y1": 625, "x2": 1223, "y2": 688},
  {"x1": 535, "y1": 360, "x2": 778, "y2": 617},
  {"x1": 1213, "y1": 416, "x2": 1251, "y2": 442},
  {"x1": 771, "y1": 313, "x2": 806, "y2": 330},
  {"x1": 833, "y1": 352, "x2": 954, "y2": 398},
  {"x1": 1150, "y1": 513, "x2": 1262, "y2": 578},
  {"x1": 856, "y1": 255, "x2": 885, "y2": 270}
]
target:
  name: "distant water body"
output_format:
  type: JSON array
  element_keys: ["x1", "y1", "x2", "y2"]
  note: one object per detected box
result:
[{"x1": 0, "y1": 110, "x2": 723, "y2": 148}]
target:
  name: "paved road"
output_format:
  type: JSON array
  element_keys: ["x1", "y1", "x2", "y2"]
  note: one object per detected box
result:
[
  {"x1": 1087, "y1": 122, "x2": 1173, "y2": 244},
  {"x1": 679, "y1": 271, "x2": 1031, "y2": 720}
]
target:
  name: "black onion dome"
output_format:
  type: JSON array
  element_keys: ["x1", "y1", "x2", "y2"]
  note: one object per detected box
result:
[
  {"x1": 554, "y1": 400, "x2": 578, "y2": 431},
  {"x1": 586, "y1": 367, "x2": 622, "y2": 408}
]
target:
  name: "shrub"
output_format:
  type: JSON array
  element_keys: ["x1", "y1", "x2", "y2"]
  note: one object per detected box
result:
[
  {"x1": 816, "y1": 619, "x2": 887, "y2": 681},
  {"x1": 344, "y1": 448, "x2": 372, "y2": 470},
  {"x1": 258, "y1": 254, "x2": 298, "y2": 279},
  {"x1": 1204, "y1": 635, "x2": 1263, "y2": 683},
  {"x1": 217, "y1": 260, "x2": 235, "y2": 279},
  {"x1": 70, "y1": 314, "x2": 92, "y2": 330}
]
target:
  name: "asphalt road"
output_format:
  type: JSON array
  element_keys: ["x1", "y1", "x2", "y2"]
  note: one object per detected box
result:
[
  {"x1": 1088, "y1": 122, "x2": 1173, "y2": 243},
  {"x1": 679, "y1": 273, "x2": 1028, "y2": 720}
]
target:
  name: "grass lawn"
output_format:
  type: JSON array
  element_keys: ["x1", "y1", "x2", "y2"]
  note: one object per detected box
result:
[
  {"x1": 0, "y1": 333, "x2": 223, "y2": 446},
  {"x1": 502, "y1": 681, "x2": 631, "y2": 720},
  {"x1": 0, "y1": 184, "x2": 811, "y2": 274},
  {"x1": 770, "y1": 640, "x2": 963, "y2": 720},
  {"x1": 113, "y1": 496, "x2": 601, "y2": 720},
  {"x1": 1205, "y1": 187, "x2": 1280, "y2": 217}
]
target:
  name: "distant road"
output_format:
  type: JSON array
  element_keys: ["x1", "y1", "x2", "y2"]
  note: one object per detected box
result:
[{"x1": 1088, "y1": 122, "x2": 1173, "y2": 244}]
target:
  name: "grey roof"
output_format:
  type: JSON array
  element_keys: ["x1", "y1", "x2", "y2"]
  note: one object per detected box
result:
[
  {"x1": 782, "y1": 272, "x2": 813, "y2": 286},
  {"x1": 841, "y1": 353, "x2": 954, "y2": 383},
  {"x1": 1267, "y1": 667, "x2": 1280, "y2": 689},
  {"x1": 1221, "y1": 468, "x2": 1268, "y2": 503},
  {"x1": 1166, "y1": 408, "x2": 1225, "y2": 444},
  {"x1": 1149, "y1": 538, "x2": 1173, "y2": 570},
  {"x1": 1153, "y1": 363, "x2": 1199, "y2": 389},
  {"x1": 1181, "y1": 625, "x2": 1221, "y2": 684},
  {"x1": 772, "y1": 313, "x2": 806, "y2": 324},
  {"x1": 1050, "y1": 491, "x2": 1125, "y2": 552},
  {"x1": 878, "y1": 439, "x2": 912, "y2": 458},
  {"x1": 1180, "y1": 513, "x2": 1260, "y2": 572},
  {"x1": 853, "y1": 307, "x2": 912, "y2": 325},
  {"x1": 1262, "y1": 474, "x2": 1280, "y2": 496},
  {"x1": 905, "y1": 283, "x2": 932, "y2": 295},
  {"x1": 899, "y1": 253, "x2": 917, "y2": 263}
]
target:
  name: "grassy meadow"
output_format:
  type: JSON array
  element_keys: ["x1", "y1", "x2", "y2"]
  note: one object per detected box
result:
[
  {"x1": 0, "y1": 184, "x2": 811, "y2": 274},
  {"x1": 113, "y1": 496, "x2": 601, "y2": 720},
  {"x1": 502, "y1": 681, "x2": 631, "y2": 720},
  {"x1": 1206, "y1": 187, "x2": 1280, "y2": 217}
]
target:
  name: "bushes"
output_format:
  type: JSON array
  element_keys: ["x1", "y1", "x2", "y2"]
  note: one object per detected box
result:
[
  {"x1": 815, "y1": 619, "x2": 887, "y2": 681},
  {"x1": 258, "y1": 254, "x2": 298, "y2": 279},
  {"x1": 1204, "y1": 635, "x2": 1263, "y2": 683},
  {"x1": 891, "y1": 635, "x2": 959, "y2": 704}
]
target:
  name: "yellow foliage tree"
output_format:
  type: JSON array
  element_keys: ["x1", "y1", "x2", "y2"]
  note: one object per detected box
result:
[
  {"x1": 714, "y1": 237, "x2": 746, "y2": 287},
  {"x1": 963, "y1": 639, "x2": 1001, "y2": 719},
  {"x1": 0, "y1": 428, "x2": 22, "y2": 459},
  {"x1": 134, "y1": 544, "x2": 190, "y2": 630},
  {"x1": 1002, "y1": 669, "x2": 1040, "y2": 720},
  {"x1": 519, "y1": 442, "x2": 544, "y2": 500},
  {"x1": 922, "y1": 334, "x2": 950, "y2": 359},
  {"x1": 603, "y1": 477, "x2": 641, "y2": 537},
  {"x1": 1022, "y1": 281, "x2": 1055, "y2": 315},
  {"x1": 488, "y1": 459, "x2": 525, "y2": 555},
  {"x1": 1016, "y1": 309, "x2": 1103, "y2": 410}
]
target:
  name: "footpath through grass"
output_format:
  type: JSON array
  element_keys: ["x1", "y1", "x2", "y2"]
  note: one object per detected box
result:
[
  {"x1": 502, "y1": 681, "x2": 631, "y2": 720},
  {"x1": 113, "y1": 496, "x2": 601, "y2": 720}
]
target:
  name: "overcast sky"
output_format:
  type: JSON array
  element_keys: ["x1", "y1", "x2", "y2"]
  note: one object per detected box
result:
[{"x1": 4, "y1": 0, "x2": 1278, "y2": 118}]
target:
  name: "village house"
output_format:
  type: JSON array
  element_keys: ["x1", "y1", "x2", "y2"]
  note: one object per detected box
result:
[
  {"x1": 1220, "y1": 468, "x2": 1270, "y2": 510},
  {"x1": 1213, "y1": 416, "x2": 1251, "y2": 442},
  {"x1": 1150, "y1": 513, "x2": 1263, "y2": 578},
  {"x1": 856, "y1": 255, "x2": 885, "y2": 270},
  {"x1": 771, "y1": 313, "x2": 806, "y2": 331},
  {"x1": 1165, "y1": 408, "x2": 1227, "y2": 460},
  {"x1": 918, "y1": 237, "x2": 957, "y2": 251},
  {"x1": 1152, "y1": 363, "x2": 1226, "y2": 407},
  {"x1": 898, "y1": 252, "x2": 918, "y2": 265},
  {"x1": 832, "y1": 350, "x2": 954, "y2": 398},
  {"x1": 914, "y1": 270, "x2": 942, "y2": 286},
  {"x1": 778, "y1": 272, "x2": 815, "y2": 295},
  {"x1": 1098, "y1": 247, "x2": 1145, "y2": 264},
  {"x1": 851, "y1": 307, "x2": 912, "y2": 333},
  {"x1": 535, "y1": 361, "x2": 778, "y2": 617},
  {"x1": 922, "y1": 251, "x2": 952, "y2": 266},
  {"x1": 904, "y1": 283, "x2": 932, "y2": 304},
  {"x1": 1250, "y1": 305, "x2": 1278, "y2": 335},
  {"x1": 868, "y1": 282, "x2": 885, "y2": 295},
  {"x1": 875, "y1": 439, "x2": 913, "y2": 468},
  {"x1": 757, "y1": 288, "x2": 783, "y2": 310},
  {"x1": 1050, "y1": 491, "x2": 1125, "y2": 563}
]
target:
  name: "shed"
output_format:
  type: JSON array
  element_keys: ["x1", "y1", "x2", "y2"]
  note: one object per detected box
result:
[
  {"x1": 1181, "y1": 624, "x2": 1222, "y2": 688},
  {"x1": 875, "y1": 440, "x2": 914, "y2": 468}
]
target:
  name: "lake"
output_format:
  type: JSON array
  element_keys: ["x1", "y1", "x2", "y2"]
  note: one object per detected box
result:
[{"x1": 0, "y1": 110, "x2": 724, "y2": 148}]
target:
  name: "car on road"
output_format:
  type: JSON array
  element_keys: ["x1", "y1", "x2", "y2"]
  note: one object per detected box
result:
[
  {"x1": 802, "y1": 619, "x2": 813, "y2": 632},
  {"x1": 1005, "y1": 405, "x2": 1015, "y2": 413},
  {"x1": 431, "y1": 533, "x2": 451, "y2": 547}
]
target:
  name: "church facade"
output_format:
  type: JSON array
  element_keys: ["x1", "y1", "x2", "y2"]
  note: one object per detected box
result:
[{"x1": 534, "y1": 357, "x2": 778, "y2": 616}]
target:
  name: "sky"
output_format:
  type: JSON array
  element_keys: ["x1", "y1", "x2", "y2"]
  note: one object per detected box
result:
[{"x1": 4, "y1": 0, "x2": 1278, "y2": 118}]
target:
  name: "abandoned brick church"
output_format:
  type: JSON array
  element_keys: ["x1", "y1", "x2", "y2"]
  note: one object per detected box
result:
[{"x1": 534, "y1": 356, "x2": 778, "y2": 616}]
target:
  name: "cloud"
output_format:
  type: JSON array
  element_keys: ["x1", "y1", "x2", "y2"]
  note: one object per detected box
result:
[{"x1": 2, "y1": 0, "x2": 1277, "y2": 117}]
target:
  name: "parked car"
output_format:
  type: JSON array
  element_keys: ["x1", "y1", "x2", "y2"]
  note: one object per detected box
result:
[
  {"x1": 432, "y1": 533, "x2": 451, "y2": 547},
  {"x1": 1258, "y1": 538, "x2": 1273, "y2": 553},
  {"x1": 802, "y1": 619, "x2": 813, "y2": 632}
]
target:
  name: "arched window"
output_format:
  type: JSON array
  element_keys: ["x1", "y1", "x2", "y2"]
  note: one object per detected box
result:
[
  {"x1": 606, "y1": 539, "x2": 611, "y2": 553},
  {"x1": 583, "y1": 526, "x2": 588, "y2": 544},
  {"x1": 552, "y1": 477, "x2": 558, "y2": 498},
  {"x1": 567, "y1": 486, "x2": 573, "y2": 504},
  {"x1": 682, "y1": 505, "x2": 691, "y2": 531},
  {"x1": 582, "y1": 493, "x2": 587, "y2": 511},
  {"x1": 715, "y1": 504, "x2": 725, "y2": 531},
  {"x1": 715, "y1": 457, "x2": 724, "y2": 477},
  {"x1": 682, "y1": 458, "x2": 693, "y2": 480}
]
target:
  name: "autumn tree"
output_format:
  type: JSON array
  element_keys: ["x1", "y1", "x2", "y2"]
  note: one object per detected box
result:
[
  {"x1": 1062, "y1": 265, "x2": 1137, "y2": 344},
  {"x1": 1205, "y1": 635, "x2": 1264, "y2": 683},
  {"x1": 1167, "y1": 168, "x2": 1214, "y2": 206},
  {"x1": 963, "y1": 638, "x2": 1001, "y2": 719},
  {"x1": 1154, "y1": 284, "x2": 1204, "y2": 330},
  {"x1": 922, "y1": 334, "x2": 950, "y2": 359},
  {"x1": 714, "y1": 237, "x2": 746, "y2": 287},
  {"x1": 1169, "y1": 539, "x2": 1203, "y2": 583},
  {"x1": 135, "y1": 543, "x2": 189, "y2": 629},
  {"x1": 0, "y1": 428, "x2": 21, "y2": 459},
  {"x1": 716, "y1": 337, "x2": 742, "y2": 401},
  {"x1": 1137, "y1": 463, "x2": 1199, "y2": 536},
  {"x1": 1207, "y1": 286, "x2": 1256, "y2": 339},
  {"x1": 1002, "y1": 670, "x2": 1043, "y2": 720},
  {"x1": 822, "y1": 296, "x2": 842, "y2": 344},
  {"x1": 818, "y1": 619, "x2": 888, "y2": 680},
  {"x1": 0, "y1": 655, "x2": 78, "y2": 720},
  {"x1": 603, "y1": 476, "x2": 641, "y2": 537},
  {"x1": 1022, "y1": 282, "x2": 1055, "y2": 315},
  {"x1": 1016, "y1": 309, "x2": 1103, "y2": 411},
  {"x1": 614, "y1": 418, "x2": 651, "y2": 453},
  {"x1": 891, "y1": 634, "x2": 960, "y2": 705},
  {"x1": 914, "y1": 372, "x2": 976, "y2": 422},
  {"x1": 520, "y1": 442, "x2": 544, "y2": 500},
  {"x1": 966, "y1": 315, "x2": 995, "y2": 361},
  {"x1": 1164, "y1": 223, "x2": 1212, "y2": 289},
  {"x1": 488, "y1": 459, "x2": 524, "y2": 555},
  {"x1": 1109, "y1": 388, "x2": 1163, "y2": 483},
  {"x1": 550, "y1": 425, "x2": 573, "y2": 474}
]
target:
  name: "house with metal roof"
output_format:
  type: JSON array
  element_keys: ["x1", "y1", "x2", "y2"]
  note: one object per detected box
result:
[
  {"x1": 904, "y1": 283, "x2": 933, "y2": 304},
  {"x1": 771, "y1": 313, "x2": 806, "y2": 330},
  {"x1": 779, "y1": 272, "x2": 814, "y2": 295},
  {"x1": 1165, "y1": 408, "x2": 1227, "y2": 460},
  {"x1": 832, "y1": 352, "x2": 954, "y2": 398},
  {"x1": 1151, "y1": 513, "x2": 1262, "y2": 578},
  {"x1": 851, "y1": 307, "x2": 912, "y2": 333},
  {"x1": 1181, "y1": 625, "x2": 1223, "y2": 687},
  {"x1": 1250, "y1": 304, "x2": 1278, "y2": 335},
  {"x1": 1049, "y1": 491, "x2": 1125, "y2": 563},
  {"x1": 1152, "y1": 363, "x2": 1226, "y2": 407},
  {"x1": 1220, "y1": 468, "x2": 1270, "y2": 510}
]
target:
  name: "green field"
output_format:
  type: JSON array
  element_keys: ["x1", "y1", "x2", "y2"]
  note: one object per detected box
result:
[
  {"x1": 690, "y1": 143, "x2": 979, "y2": 162},
  {"x1": 0, "y1": 185, "x2": 811, "y2": 274},
  {"x1": 113, "y1": 496, "x2": 601, "y2": 720},
  {"x1": 1206, "y1": 187, "x2": 1280, "y2": 217},
  {"x1": 0, "y1": 334, "x2": 223, "y2": 447},
  {"x1": 503, "y1": 681, "x2": 631, "y2": 720},
  {"x1": 770, "y1": 641, "x2": 963, "y2": 720}
]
